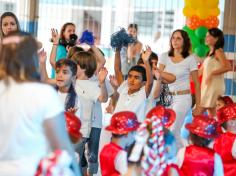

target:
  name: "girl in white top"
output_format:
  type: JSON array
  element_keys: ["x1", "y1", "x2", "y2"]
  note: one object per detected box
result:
[
  {"x1": 0, "y1": 32, "x2": 81, "y2": 176},
  {"x1": 158, "y1": 29, "x2": 201, "y2": 149}
]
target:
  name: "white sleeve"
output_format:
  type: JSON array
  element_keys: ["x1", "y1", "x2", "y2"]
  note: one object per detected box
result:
[
  {"x1": 158, "y1": 53, "x2": 167, "y2": 66},
  {"x1": 189, "y1": 55, "x2": 198, "y2": 72},
  {"x1": 176, "y1": 147, "x2": 185, "y2": 168},
  {"x1": 117, "y1": 81, "x2": 127, "y2": 94},
  {"x1": 232, "y1": 139, "x2": 236, "y2": 159},
  {"x1": 213, "y1": 153, "x2": 224, "y2": 176},
  {"x1": 114, "y1": 150, "x2": 128, "y2": 174},
  {"x1": 43, "y1": 86, "x2": 64, "y2": 119},
  {"x1": 105, "y1": 78, "x2": 114, "y2": 97}
]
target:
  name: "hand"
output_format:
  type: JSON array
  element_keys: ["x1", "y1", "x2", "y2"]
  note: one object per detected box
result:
[
  {"x1": 51, "y1": 28, "x2": 59, "y2": 44},
  {"x1": 38, "y1": 49, "x2": 47, "y2": 64},
  {"x1": 192, "y1": 105, "x2": 202, "y2": 116},
  {"x1": 153, "y1": 69, "x2": 161, "y2": 80},
  {"x1": 141, "y1": 45, "x2": 152, "y2": 63},
  {"x1": 67, "y1": 107, "x2": 79, "y2": 114},
  {"x1": 109, "y1": 75, "x2": 119, "y2": 89},
  {"x1": 98, "y1": 67, "x2": 108, "y2": 84}
]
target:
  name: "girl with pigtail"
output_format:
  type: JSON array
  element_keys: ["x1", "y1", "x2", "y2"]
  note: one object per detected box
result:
[{"x1": 126, "y1": 106, "x2": 180, "y2": 176}]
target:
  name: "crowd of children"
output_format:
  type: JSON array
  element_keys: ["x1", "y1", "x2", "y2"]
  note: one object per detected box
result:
[{"x1": 0, "y1": 11, "x2": 236, "y2": 176}]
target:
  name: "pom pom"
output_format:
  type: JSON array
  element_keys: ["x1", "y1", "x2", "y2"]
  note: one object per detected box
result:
[
  {"x1": 79, "y1": 30, "x2": 94, "y2": 45},
  {"x1": 110, "y1": 28, "x2": 136, "y2": 50}
]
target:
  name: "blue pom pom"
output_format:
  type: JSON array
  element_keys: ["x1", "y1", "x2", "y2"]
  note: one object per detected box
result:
[
  {"x1": 79, "y1": 30, "x2": 94, "y2": 45},
  {"x1": 110, "y1": 28, "x2": 136, "y2": 50}
]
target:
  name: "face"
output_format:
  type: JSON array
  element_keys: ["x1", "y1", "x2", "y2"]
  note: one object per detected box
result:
[
  {"x1": 205, "y1": 32, "x2": 218, "y2": 46},
  {"x1": 76, "y1": 64, "x2": 85, "y2": 78},
  {"x1": 150, "y1": 59, "x2": 158, "y2": 70},
  {"x1": 63, "y1": 25, "x2": 75, "y2": 40},
  {"x1": 216, "y1": 100, "x2": 225, "y2": 111},
  {"x1": 56, "y1": 65, "x2": 75, "y2": 89},
  {"x1": 128, "y1": 27, "x2": 137, "y2": 38},
  {"x1": 1, "y1": 16, "x2": 18, "y2": 36},
  {"x1": 171, "y1": 31, "x2": 184, "y2": 50},
  {"x1": 127, "y1": 70, "x2": 143, "y2": 93}
]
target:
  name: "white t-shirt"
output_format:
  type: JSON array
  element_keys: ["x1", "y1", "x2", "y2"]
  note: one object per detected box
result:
[
  {"x1": 159, "y1": 53, "x2": 198, "y2": 92},
  {"x1": 57, "y1": 91, "x2": 81, "y2": 118},
  {"x1": 114, "y1": 81, "x2": 147, "y2": 122},
  {"x1": 75, "y1": 80, "x2": 100, "y2": 137},
  {"x1": 0, "y1": 78, "x2": 64, "y2": 176},
  {"x1": 89, "y1": 77, "x2": 114, "y2": 128}
]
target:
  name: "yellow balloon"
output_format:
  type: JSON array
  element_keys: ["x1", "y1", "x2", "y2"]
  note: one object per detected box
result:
[
  {"x1": 183, "y1": 7, "x2": 196, "y2": 17},
  {"x1": 206, "y1": 0, "x2": 219, "y2": 8},
  {"x1": 197, "y1": 8, "x2": 210, "y2": 19},
  {"x1": 184, "y1": 0, "x2": 191, "y2": 7},
  {"x1": 211, "y1": 8, "x2": 220, "y2": 16}
]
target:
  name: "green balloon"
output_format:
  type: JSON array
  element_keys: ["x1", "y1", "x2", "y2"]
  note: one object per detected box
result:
[
  {"x1": 195, "y1": 26, "x2": 208, "y2": 39},
  {"x1": 189, "y1": 33, "x2": 200, "y2": 49},
  {"x1": 183, "y1": 25, "x2": 194, "y2": 36},
  {"x1": 194, "y1": 45, "x2": 207, "y2": 57}
]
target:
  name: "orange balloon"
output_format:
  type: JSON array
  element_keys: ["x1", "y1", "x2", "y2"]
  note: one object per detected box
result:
[
  {"x1": 203, "y1": 16, "x2": 219, "y2": 29},
  {"x1": 186, "y1": 16, "x2": 202, "y2": 29}
]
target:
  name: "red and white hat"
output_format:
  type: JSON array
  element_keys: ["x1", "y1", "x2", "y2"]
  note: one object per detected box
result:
[
  {"x1": 185, "y1": 115, "x2": 218, "y2": 139},
  {"x1": 146, "y1": 105, "x2": 176, "y2": 128},
  {"x1": 106, "y1": 111, "x2": 140, "y2": 135},
  {"x1": 64, "y1": 112, "x2": 82, "y2": 143},
  {"x1": 217, "y1": 103, "x2": 236, "y2": 125}
]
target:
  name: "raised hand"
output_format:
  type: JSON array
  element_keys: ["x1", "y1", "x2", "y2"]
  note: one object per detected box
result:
[
  {"x1": 153, "y1": 69, "x2": 161, "y2": 81},
  {"x1": 109, "y1": 75, "x2": 119, "y2": 90},
  {"x1": 141, "y1": 45, "x2": 152, "y2": 63},
  {"x1": 38, "y1": 49, "x2": 47, "y2": 64},
  {"x1": 51, "y1": 28, "x2": 60, "y2": 44},
  {"x1": 98, "y1": 67, "x2": 108, "y2": 84}
]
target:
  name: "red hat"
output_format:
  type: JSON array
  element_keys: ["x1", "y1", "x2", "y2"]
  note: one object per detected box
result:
[
  {"x1": 217, "y1": 103, "x2": 236, "y2": 125},
  {"x1": 146, "y1": 105, "x2": 176, "y2": 128},
  {"x1": 64, "y1": 112, "x2": 82, "y2": 143},
  {"x1": 106, "y1": 111, "x2": 140, "y2": 135},
  {"x1": 185, "y1": 115, "x2": 218, "y2": 139},
  {"x1": 221, "y1": 96, "x2": 234, "y2": 105}
]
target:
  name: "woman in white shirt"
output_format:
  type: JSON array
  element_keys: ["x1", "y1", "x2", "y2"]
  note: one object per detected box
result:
[
  {"x1": 158, "y1": 29, "x2": 201, "y2": 150},
  {"x1": 0, "y1": 32, "x2": 81, "y2": 176}
]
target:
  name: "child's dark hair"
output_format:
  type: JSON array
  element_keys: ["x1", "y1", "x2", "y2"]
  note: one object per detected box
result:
[
  {"x1": 55, "y1": 59, "x2": 77, "y2": 76},
  {"x1": 112, "y1": 133, "x2": 125, "y2": 138},
  {"x1": 71, "y1": 51, "x2": 97, "y2": 78},
  {"x1": 137, "y1": 52, "x2": 158, "y2": 69},
  {"x1": 208, "y1": 28, "x2": 224, "y2": 57},
  {"x1": 55, "y1": 59, "x2": 77, "y2": 110},
  {"x1": 189, "y1": 132, "x2": 211, "y2": 147},
  {"x1": 128, "y1": 23, "x2": 138, "y2": 31},
  {"x1": 128, "y1": 65, "x2": 146, "y2": 81}
]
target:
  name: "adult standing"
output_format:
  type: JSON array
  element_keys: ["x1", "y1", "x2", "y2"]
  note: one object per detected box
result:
[
  {"x1": 0, "y1": 32, "x2": 81, "y2": 176},
  {"x1": 199, "y1": 28, "x2": 231, "y2": 116},
  {"x1": 120, "y1": 23, "x2": 143, "y2": 78},
  {"x1": 158, "y1": 29, "x2": 201, "y2": 149}
]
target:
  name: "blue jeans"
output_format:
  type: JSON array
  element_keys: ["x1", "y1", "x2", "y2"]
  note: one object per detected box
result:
[{"x1": 75, "y1": 127, "x2": 101, "y2": 174}]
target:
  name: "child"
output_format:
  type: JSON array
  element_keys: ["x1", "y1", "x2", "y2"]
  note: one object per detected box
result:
[
  {"x1": 39, "y1": 54, "x2": 81, "y2": 117},
  {"x1": 216, "y1": 95, "x2": 234, "y2": 111},
  {"x1": 127, "y1": 105, "x2": 180, "y2": 176},
  {"x1": 71, "y1": 51, "x2": 108, "y2": 175},
  {"x1": 99, "y1": 111, "x2": 139, "y2": 176},
  {"x1": 214, "y1": 103, "x2": 236, "y2": 176},
  {"x1": 177, "y1": 115, "x2": 224, "y2": 176},
  {"x1": 111, "y1": 46, "x2": 153, "y2": 122}
]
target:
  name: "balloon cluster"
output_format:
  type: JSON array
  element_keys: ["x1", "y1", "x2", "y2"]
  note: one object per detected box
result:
[{"x1": 183, "y1": 0, "x2": 220, "y2": 57}]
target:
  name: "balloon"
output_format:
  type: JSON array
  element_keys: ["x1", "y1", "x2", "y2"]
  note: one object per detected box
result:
[
  {"x1": 197, "y1": 8, "x2": 210, "y2": 19},
  {"x1": 206, "y1": 0, "x2": 219, "y2": 8},
  {"x1": 183, "y1": 25, "x2": 194, "y2": 35},
  {"x1": 194, "y1": 45, "x2": 207, "y2": 57},
  {"x1": 211, "y1": 8, "x2": 220, "y2": 16},
  {"x1": 186, "y1": 16, "x2": 202, "y2": 30},
  {"x1": 203, "y1": 16, "x2": 219, "y2": 28},
  {"x1": 195, "y1": 26, "x2": 208, "y2": 39},
  {"x1": 183, "y1": 7, "x2": 196, "y2": 17},
  {"x1": 189, "y1": 33, "x2": 200, "y2": 49}
]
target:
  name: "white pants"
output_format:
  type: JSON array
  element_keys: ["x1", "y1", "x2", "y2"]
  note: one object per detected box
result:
[{"x1": 169, "y1": 94, "x2": 192, "y2": 150}]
